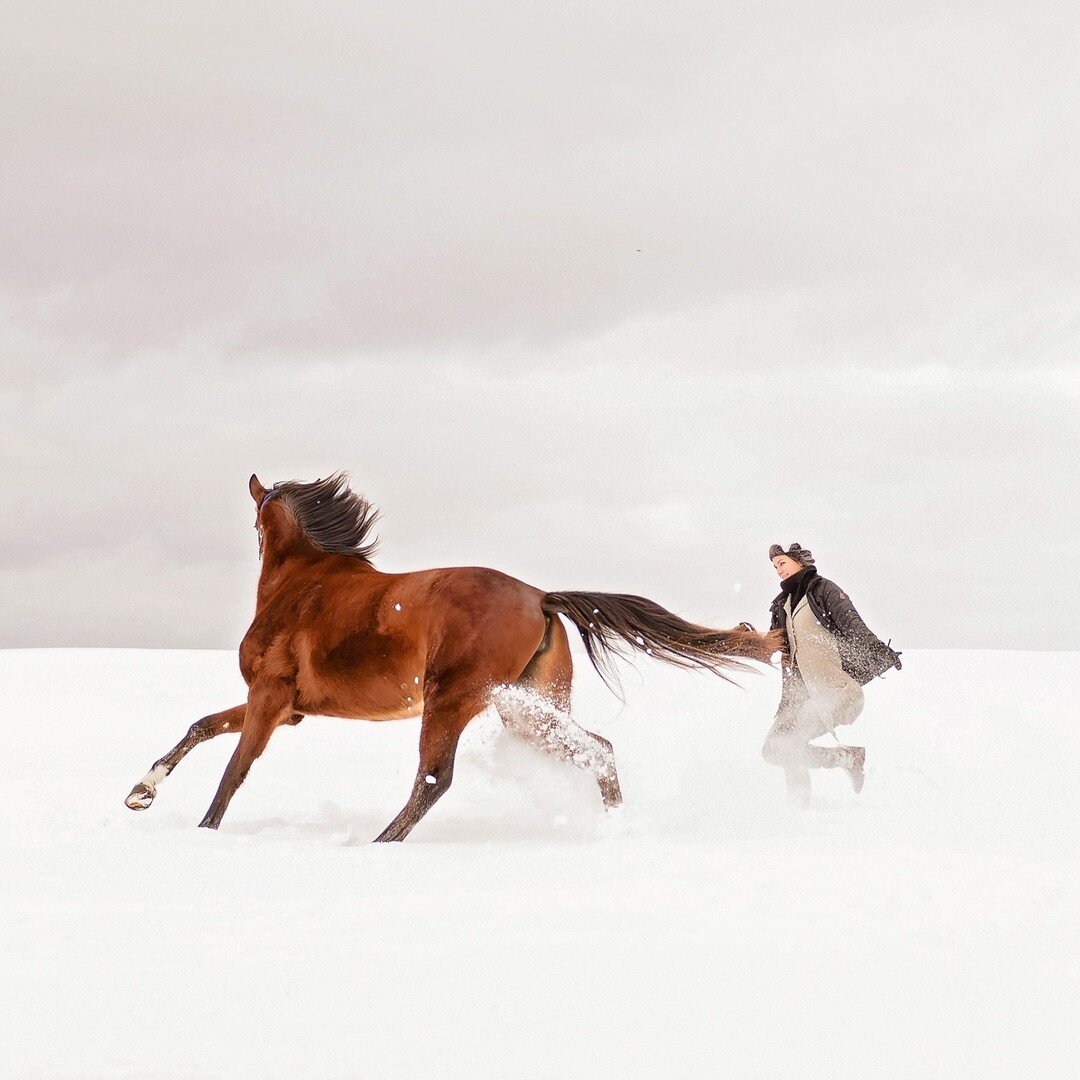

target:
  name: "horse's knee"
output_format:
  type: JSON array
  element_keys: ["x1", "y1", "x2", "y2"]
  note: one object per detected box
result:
[{"x1": 190, "y1": 706, "x2": 247, "y2": 741}]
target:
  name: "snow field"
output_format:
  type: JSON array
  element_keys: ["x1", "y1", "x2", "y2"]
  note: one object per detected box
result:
[{"x1": 1, "y1": 648, "x2": 1077, "y2": 1079}]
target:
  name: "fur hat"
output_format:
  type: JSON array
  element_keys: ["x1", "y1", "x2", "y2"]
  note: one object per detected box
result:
[{"x1": 768, "y1": 543, "x2": 815, "y2": 567}]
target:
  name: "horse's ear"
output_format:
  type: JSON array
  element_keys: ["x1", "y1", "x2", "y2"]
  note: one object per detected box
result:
[{"x1": 249, "y1": 474, "x2": 267, "y2": 504}]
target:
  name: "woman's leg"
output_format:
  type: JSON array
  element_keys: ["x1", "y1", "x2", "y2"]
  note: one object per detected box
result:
[
  {"x1": 801, "y1": 679, "x2": 865, "y2": 790},
  {"x1": 764, "y1": 677, "x2": 864, "y2": 800},
  {"x1": 763, "y1": 675, "x2": 819, "y2": 803}
]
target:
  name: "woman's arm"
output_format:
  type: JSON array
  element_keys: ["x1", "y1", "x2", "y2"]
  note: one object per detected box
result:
[
  {"x1": 819, "y1": 579, "x2": 877, "y2": 641},
  {"x1": 819, "y1": 579, "x2": 901, "y2": 680}
]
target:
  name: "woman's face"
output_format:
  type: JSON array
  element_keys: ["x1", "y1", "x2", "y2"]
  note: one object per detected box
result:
[{"x1": 772, "y1": 555, "x2": 804, "y2": 580}]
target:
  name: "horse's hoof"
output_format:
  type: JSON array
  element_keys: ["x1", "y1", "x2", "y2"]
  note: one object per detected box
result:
[{"x1": 125, "y1": 785, "x2": 155, "y2": 810}]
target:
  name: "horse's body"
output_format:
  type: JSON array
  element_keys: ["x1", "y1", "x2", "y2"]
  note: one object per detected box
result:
[
  {"x1": 126, "y1": 474, "x2": 779, "y2": 841},
  {"x1": 242, "y1": 563, "x2": 547, "y2": 723}
]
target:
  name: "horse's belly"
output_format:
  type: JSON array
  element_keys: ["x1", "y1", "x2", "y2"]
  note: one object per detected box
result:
[
  {"x1": 325, "y1": 698, "x2": 424, "y2": 722},
  {"x1": 293, "y1": 630, "x2": 428, "y2": 721},
  {"x1": 296, "y1": 679, "x2": 424, "y2": 722}
]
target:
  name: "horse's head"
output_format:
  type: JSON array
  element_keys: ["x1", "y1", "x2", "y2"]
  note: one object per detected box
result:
[
  {"x1": 249, "y1": 473, "x2": 281, "y2": 558},
  {"x1": 247, "y1": 472, "x2": 379, "y2": 564}
]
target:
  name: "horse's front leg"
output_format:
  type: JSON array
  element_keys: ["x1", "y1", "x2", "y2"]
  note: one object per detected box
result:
[
  {"x1": 198, "y1": 678, "x2": 296, "y2": 830},
  {"x1": 125, "y1": 704, "x2": 246, "y2": 810}
]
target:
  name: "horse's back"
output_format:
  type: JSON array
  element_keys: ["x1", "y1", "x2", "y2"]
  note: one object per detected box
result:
[{"x1": 373, "y1": 565, "x2": 550, "y2": 679}]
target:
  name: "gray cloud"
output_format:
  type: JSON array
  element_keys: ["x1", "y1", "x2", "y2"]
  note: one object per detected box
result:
[{"x1": 4, "y1": 2, "x2": 1080, "y2": 365}]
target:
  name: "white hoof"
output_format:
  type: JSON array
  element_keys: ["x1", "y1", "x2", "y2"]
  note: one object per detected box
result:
[{"x1": 125, "y1": 784, "x2": 156, "y2": 810}]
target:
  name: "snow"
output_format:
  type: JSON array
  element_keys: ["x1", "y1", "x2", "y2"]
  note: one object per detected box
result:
[{"x1": 2, "y1": 647, "x2": 1077, "y2": 1079}]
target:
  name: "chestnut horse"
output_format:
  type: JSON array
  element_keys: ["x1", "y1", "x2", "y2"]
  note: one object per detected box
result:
[{"x1": 125, "y1": 474, "x2": 778, "y2": 841}]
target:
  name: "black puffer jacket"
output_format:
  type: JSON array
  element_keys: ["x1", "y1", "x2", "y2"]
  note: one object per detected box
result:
[{"x1": 769, "y1": 569, "x2": 901, "y2": 686}]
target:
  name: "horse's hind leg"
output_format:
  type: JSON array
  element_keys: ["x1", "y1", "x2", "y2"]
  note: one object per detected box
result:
[
  {"x1": 125, "y1": 703, "x2": 302, "y2": 811},
  {"x1": 496, "y1": 691, "x2": 623, "y2": 809},
  {"x1": 495, "y1": 616, "x2": 623, "y2": 809}
]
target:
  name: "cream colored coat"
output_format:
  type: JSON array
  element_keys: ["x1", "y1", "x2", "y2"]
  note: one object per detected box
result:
[{"x1": 784, "y1": 594, "x2": 864, "y2": 731}]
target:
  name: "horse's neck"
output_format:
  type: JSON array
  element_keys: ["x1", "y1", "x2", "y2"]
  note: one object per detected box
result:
[
  {"x1": 255, "y1": 537, "x2": 316, "y2": 604},
  {"x1": 254, "y1": 544, "x2": 374, "y2": 607},
  {"x1": 255, "y1": 558, "x2": 299, "y2": 606}
]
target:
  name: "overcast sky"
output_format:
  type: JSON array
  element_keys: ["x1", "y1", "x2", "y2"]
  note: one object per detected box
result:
[{"x1": 3, "y1": 1, "x2": 1077, "y2": 653}]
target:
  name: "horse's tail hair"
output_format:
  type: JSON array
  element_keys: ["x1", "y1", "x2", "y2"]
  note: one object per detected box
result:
[{"x1": 541, "y1": 590, "x2": 782, "y2": 694}]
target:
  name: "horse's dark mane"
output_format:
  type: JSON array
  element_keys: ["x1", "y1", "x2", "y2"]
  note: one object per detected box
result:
[{"x1": 271, "y1": 473, "x2": 379, "y2": 561}]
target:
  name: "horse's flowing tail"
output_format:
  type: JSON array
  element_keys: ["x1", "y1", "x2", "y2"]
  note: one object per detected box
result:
[{"x1": 541, "y1": 590, "x2": 781, "y2": 691}]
